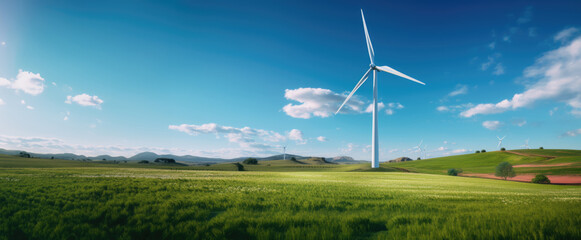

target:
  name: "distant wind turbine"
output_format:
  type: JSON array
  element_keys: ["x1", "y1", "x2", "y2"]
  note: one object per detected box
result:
[
  {"x1": 283, "y1": 145, "x2": 287, "y2": 160},
  {"x1": 336, "y1": 9, "x2": 425, "y2": 168},
  {"x1": 415, "y1": 140, "x2": 423, "y2": 159},
  {"x1": 497, "y1": 136, "x2": 506, "y2": 149},
  {"x1": 522, "y1": 139, "x2": 530, "y2": 149}
]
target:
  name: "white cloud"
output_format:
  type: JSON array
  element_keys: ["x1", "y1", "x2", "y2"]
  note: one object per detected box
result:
[
  {"x1": 64, "y1": 111, "x2": 70, "y2": 121},
  {"x1": 0, "y1": 99, "x2": 4, "y2": 105},
  {"x1": 283, "y1": 88, "x2": 395, "y2": 119},
  {"x1": 452, "y1": 149, "x2": 469, "y2": 154},
  {"x1": 341, "y1": 143, "x2": 354, "y2": 153},
  {"x1": 20, "y1": 100, "x2": 25, "y2": 105},
  {"x1": 554, "y1": 27, "x2": 579, "y2": 43},
  {"x1": 462, "y1": 35, "x2": 581, "y2": 117},
  {"x1": 1, "y1": 41, "x2": 5, "y2": 46},
  {"x1": 437, "y1": 103, "x2": 474, "y2": 113},
  {"x1": 488, "y1": 41, "x2": 496, "y2": 50},
  {"x1": 169, "y1": 123, "x2": 304, "y2": 150},
  {"x1": 493, "y1": 63, "x2": 505, "y2": 75},
  {"x1": 0, "y1": 78, "x2": 10, "y2": 87},
  {"x1": 288, "y1": 129, "x2": 306, "y2": 144},
  {"x1": 65, "y1": 94, "x2": 104, "y2": 109},
  {"x1": 481, "y1": 56, "x2": 495, "y2": 71},
  {"x1": 436, "y1": 106, "x2": 449, "y2": 112},
  {"x1": 448, "y1": 85, "x2": 468, "y2": 97},
  {"x1": 549, "y1": 107, "x2": 558, "y2": 116},
  {"x1": 0, "y1": 70, "x2": 45, "y2": 95},
  {"x1": 26, "y1": 106, "x2": 34, "y2": 110},
  {"x1": 513, "y1": 119, "x2": 527, "y2": 127},
  {"x1": 562, "y1": 128, "x2": 581, "y2": 137},
  {"x1": 385, "y1": 109, "x2": 394, "y2": 115},
  {"x1": 364, "y1": 102, "x2": 385, "y2": 113},
  {"x1": 503, "y1": 35, "x2": 510, "y2": 42},
  {"x1": 482, "y1": 120, "x2": 502, "y2": 130},
  {"x1": 316, "y1": 136, "x2": 328, "y2": 142},
  {"x1": 517, "y1": 6, "x2": 533, "y2": 24}
]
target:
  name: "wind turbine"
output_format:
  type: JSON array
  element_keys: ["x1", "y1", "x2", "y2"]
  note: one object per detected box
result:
[
  {"x1": 415, "y1": 140, "x2": 423, "y2": 159},
  {"x1": 497, "y1": 136, "x2": 506, "y2": 149},
  {"x1": 283, "y1": 145, "x2": 287, "y2": 160},
  {"x1": 336, "y1": 10, "x2": 425, "y2": 168},
  {"x1": 522, "y1": 139, "x2": 530, "y2": 149}
]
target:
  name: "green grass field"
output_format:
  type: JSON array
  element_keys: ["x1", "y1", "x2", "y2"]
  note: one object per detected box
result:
[{"x1": 1, "y1": 153, "x2": 580, "y2": 239}]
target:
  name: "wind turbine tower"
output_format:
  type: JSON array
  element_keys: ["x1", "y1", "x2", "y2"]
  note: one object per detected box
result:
[
  {"x1": 336, "y1": 10, "x2": 425, "y2": 168},
  {"x1": 283, "y1": 145, "x2": 287, "y2": 160},
  {"x1": 497, "y1": 136, "x2": 506, "y2": 149}
]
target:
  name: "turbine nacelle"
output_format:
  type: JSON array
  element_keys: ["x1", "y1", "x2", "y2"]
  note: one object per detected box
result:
[{"x1": 370, "y1": 63, "x2": 377, "y2": 69}]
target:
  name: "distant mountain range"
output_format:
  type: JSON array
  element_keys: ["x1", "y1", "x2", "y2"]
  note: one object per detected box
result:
[{"x1": 0, "y1": 148, "x2": 365, "y2": 164}]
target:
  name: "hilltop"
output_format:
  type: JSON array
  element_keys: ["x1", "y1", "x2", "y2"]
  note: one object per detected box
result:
[{"x1": 386, "y1": 149, "x2": 581, "y2": 184}]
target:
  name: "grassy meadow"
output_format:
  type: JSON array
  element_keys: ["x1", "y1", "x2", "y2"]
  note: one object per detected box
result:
[{"x1": 1, "y1": 153, "x2": 581, "y2": 239}]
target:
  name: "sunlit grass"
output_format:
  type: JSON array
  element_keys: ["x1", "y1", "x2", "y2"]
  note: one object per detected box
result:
[{"x1": 1, "y1": 161, "x2": 580, "y2": 239}]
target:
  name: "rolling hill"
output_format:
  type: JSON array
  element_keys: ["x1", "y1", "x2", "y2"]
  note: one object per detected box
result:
[{"x1": 385, "y1": 149, "x2": 581, "y2": 184}]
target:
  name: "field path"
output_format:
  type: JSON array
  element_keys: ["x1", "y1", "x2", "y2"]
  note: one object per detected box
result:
[
  {"x1": 462, "y1": 173, "x2": 581, "y2": 184},
  {"x1": 513, "y1": 163, "x2": 575, "y2": 168},
  {"x1": 505, "y1": 150, "x2": 556, "y2": 160}
]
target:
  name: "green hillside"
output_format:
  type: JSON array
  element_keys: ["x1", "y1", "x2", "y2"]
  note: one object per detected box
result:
[{"x1": 386, "y1": 149, "x2": 581, "y2": 175}]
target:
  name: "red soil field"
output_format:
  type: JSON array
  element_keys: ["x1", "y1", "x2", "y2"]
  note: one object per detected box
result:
[{"x1": 462, "y1": 173, "x2": 581, "y2": 184}]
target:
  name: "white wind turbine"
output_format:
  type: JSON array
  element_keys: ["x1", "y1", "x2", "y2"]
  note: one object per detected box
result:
[
  {"x1": 415, "y1": 140, "x2": 423, "y2": 159},
  {"x1": 283, "y1": 145, "x2": 287, "y2": 160},
  {"x1": 336, "y1": 9, "x2": 425, "y2": 168},
  {"x1": 497, "y1": 136, "x2": 506, "y2": 149},
  {"x1": 522, "y1": 139, "x2": 530, "y2": 149}
]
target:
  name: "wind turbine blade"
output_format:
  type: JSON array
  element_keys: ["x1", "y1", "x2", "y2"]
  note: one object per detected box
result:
[
  {"x1": 497, "y1": 136, "x2": 501, "y2": 140},
  {"x1": 361, "y1": 9, "x2": 374, "y2": 64},
  {"x1": 497, "y1": 142, "x2": 501, "y2": 148},
  {"x1": 335, "y1": 68, "x2": 372, "y2": 114},
  {"x1": 419, "y1": 139, "x2": 423, "y2": 147},
  {"x1": 502, "y1": 136, "x2": 506, "y2": 140},
  {"x1": 376, "y1": 65, "x2": 425, "y2": 85}
]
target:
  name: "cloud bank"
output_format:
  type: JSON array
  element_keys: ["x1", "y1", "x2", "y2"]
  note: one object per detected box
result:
[{"x1": 462, "y1": 32, "x2": 581, "y2": 117}]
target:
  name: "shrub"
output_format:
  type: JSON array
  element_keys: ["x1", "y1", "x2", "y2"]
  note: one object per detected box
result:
[
  {"x1": 233, "y1": 162, "x2": 245, "y2": 171},
  {"x1": 291, "y1": 157, "x2": 297, "y2": 161},
  {"x1": 481, "y1": 149, "x2": 486, "y2": 153},
  {"x1": 447, "y1": 168, "x2": 462, "y2": 176},
  {"x1": 539, "y1": 147, "x2": 544, "y2": 150},
  {"x1": 475, "y1": 150, "x2": 480, "y2": 153},
  {"x1": 495, "y1": 162, "x2": 516, "y2": 180},
  {"x1": 243, "y1": 158, "x2": 258, "y2": 165},
  {"x1": 138, "y1": 160, "x2": 149, "y2": 164},
  {"x1": 500, "y1": 147, "x2": 506, "y2": 151},
  {"x1": 531, "y1": 174, "x2": 551, "y2": 184},
  {"x1": 417, "y1": 157, "x2": 421, "y2": 160}
]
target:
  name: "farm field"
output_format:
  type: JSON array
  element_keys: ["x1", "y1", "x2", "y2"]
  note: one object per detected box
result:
[
  {"x1": 1, "y1": 155, "x2": 581, "y2": 239},
  {"x1": 387, "y1": 149, "x2": 581, "y2": 183}
]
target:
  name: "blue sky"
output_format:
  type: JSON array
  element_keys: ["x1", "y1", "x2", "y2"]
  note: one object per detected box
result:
[{"x1": 0, "y1": 0, "x2": 580, "y2": 160}]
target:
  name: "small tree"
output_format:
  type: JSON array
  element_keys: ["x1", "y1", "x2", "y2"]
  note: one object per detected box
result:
[
  {"x1": 243, "y1": 158, "x2": 258, "y2": 165},
  {"x1": 138, "y1": 160, "x2": 149, "y2": 164},
  {"x1": 291, "y1": 157, "x2": 297, "y2": 161},
  {"x1": 447, "y1": 168, "x2": 462, "y2": 176},
  {"x1": 500, "y1": 147, "x2": 506, "y2": 151},
  {"x1": 495, "y1": 161, "x2": 516, "y2": 180},
  {"x1": 481, "y1": 149, "x2": 487, "y2": 153},
  {"x1": 233, "y1": 162, "x2": 245, "y2": 171},
  {"x1": 417, "y1": 157, "x2": 421, "y2": 160},
  {"x1": 475, "y1": 150, "x2": 481, "y2": 153},
  {"x1": 531, "y1": 174, "x2": 550, "y2": 184},
  {"x1": 539, "y1": 147, "x2": 544, "y2": 150}
]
